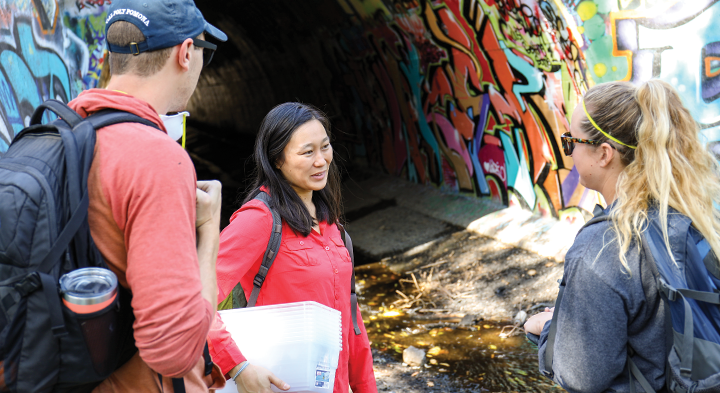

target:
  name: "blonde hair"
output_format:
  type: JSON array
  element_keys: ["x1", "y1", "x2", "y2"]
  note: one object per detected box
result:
[{"x1": 582, "y1": 80, "x2": 720, "y2": 272}]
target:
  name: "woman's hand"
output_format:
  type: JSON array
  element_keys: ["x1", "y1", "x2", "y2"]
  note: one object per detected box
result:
[
  {"x1": 524, "y1": 307, "x2": 554, "y2": 336},
  {"x1": 234, "y1": 363, "x2": 290, "y2": 393}
]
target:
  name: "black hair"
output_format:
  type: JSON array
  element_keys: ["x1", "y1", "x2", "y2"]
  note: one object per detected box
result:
[{"x1": 244, "y1": 102, "x2": 342, "y2": 236}]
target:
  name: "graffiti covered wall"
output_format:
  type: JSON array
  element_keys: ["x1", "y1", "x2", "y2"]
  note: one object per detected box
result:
[
  {"x1": 566, "y1": 0, "x2": 720, "y2": 143},
  {"x1": 2, "y1": 0, "x2": 717, "y2": 222},
  {"x1": 0, "y1": 0, "x2": 109, "y2": 153},
  {"x1": 330, "y1": 0, "x2": 597, "y2": 223},
  {"x1": 331, "y1": 0, "x2": 720, "y2": 220}
]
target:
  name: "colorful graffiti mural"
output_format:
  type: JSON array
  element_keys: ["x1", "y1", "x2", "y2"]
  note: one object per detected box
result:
[
  {"x1": 0, "y1": 0, "x2": 109, "y2": 152},
  {"x1": 332, "y1": 0, "x2": 720, "y2": 219},
  {"x1": 2, "y1": 0, "x2": 716, "y2": 220},
  {"x1": 563, "y1": 0, "x2": 720, "y2": 142},
  {"x1": 332, "y1": 0, "x2": 599, "y2": 221}
]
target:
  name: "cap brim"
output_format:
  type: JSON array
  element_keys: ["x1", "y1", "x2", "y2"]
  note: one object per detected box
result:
[{"x1": 205, "y1": 22, "x2": 227, "y2": 42}]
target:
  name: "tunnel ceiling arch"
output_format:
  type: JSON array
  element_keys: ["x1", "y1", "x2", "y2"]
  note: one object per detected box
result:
[{"x1": 1, "y1": 0, "x2": 719, "y2": 220}]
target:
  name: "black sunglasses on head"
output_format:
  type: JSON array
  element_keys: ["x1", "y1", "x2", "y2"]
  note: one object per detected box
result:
[{"x1": 192, "y1": 38, "x2": 216, "y2": 68}]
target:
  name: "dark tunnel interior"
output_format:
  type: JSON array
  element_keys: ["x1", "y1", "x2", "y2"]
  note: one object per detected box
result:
[{"x1": 187, "y1": 1, "x2": 365, "y2": 226}]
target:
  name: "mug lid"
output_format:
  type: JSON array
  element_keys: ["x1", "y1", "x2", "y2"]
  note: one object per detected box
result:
[{"x1": 60, "y1": 268, "x2": 118, "y2": 305}]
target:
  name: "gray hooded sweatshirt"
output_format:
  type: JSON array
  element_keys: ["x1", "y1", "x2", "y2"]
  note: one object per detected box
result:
[{"x1": 537, "y1": 207, "x2": 669, "y2": 392}]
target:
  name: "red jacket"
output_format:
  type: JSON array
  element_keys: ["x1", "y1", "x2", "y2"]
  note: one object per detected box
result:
[{"x1": 207, "y1": 194, "x2": 377, "y2": 393}]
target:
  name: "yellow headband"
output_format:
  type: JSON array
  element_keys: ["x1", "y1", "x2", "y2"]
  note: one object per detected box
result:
[{"x1": 582, "y1": 101, "x2": 637, "y2": 150}]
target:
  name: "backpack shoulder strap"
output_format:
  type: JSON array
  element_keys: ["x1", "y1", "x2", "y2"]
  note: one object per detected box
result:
[
  {"x1": 247, "y1": 191, "x2": 283, "y2": 307},
  {"x1": 82, "y1": 108, "x2": 162, "y2": 130},
  {"x1": 338, "y1": 223, "x2": 361, "y2": 335},
  {"x1": 30, "y1": 99, "x2": 83, "y2": 128},
  {"x1": 35, "y1": 110, "x2": 161, "y2": 276},
  {"x1": 624, "y1": 233, "x2": 669, "y2": 393}
]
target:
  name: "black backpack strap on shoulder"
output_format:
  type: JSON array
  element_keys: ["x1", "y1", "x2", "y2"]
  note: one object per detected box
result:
[
  {"x1": 338, "y1": 223, "x2": 361, "y2": 336},
  {"x1": 36, "y1": 110, "x2": 159, "y2": 275},
  {"x1": 30, "y1": 99, "x2": 83, "y2": 127},
  {"x1": 81, "y1": 109, "x2": 162, "y2": 131},
  {"x1": 35, "y1": 108, "x2": 167, "y2": 337},
  {"x1": 247, "y1": 191, "x2": 283, "y2": 307}
]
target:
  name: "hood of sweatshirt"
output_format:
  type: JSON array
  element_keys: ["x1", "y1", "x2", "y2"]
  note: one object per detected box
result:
[{"x1": 68, "y1": 89, "x2": 168, "y2": 134}]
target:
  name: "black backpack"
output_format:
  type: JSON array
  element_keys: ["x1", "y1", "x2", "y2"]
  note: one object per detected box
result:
[
  {"x1": 0, "y1": 100, "x2": 211, "y2": 393},
  {"x1": 220, "y1": 191, "x2": 362, "y2": 336},
  {"x1": 543, "y1": 210, "x2": 720, "y2": 393}
]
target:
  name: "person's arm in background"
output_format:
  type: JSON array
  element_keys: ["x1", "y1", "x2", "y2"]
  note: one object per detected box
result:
[
  {"x1": 196, "y1": 180, "x2": 222, "y2": 316},
  {"x1": 348, "y1": 304, "x2": 378, "y2": 393},
  {"x1": 206, "y1": 202, "x2": 289, "y2": 392}
]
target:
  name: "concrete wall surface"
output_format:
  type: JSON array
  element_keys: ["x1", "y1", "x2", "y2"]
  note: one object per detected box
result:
[{"x1": 1, "y1": 0, "x2": 718, "y2": 231}]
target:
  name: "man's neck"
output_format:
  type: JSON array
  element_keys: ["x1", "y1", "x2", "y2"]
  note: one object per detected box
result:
[{"x1": 105, "y1": 73, "x2": 175, "y2": 115}]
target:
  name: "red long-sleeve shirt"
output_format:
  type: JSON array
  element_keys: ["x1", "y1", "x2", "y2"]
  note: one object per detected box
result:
[
  {"x1": 69, "y1": 89, "x2": 221, "y2": 392},
  {"x1": 207, "y1": 196, "x2": 377, "y2": 393}
]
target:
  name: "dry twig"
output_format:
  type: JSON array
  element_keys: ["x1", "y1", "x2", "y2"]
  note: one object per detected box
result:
[
  {"x1": 439, "y1": 287, "x2": 455, "y2": 300},
  {"x1": 410, "y1": 272, "x2": 422, "y2": 293},
  {"x1": 499, "y1": 322, "x2": 524, "y2": 337},
  {"x1": 416, "y1": 259, "x2": 448, "y2": 271}
]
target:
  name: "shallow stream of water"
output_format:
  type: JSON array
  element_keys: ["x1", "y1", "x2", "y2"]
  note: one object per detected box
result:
[{"x1": 357, "y1": 263, "x2": 563, "y2": 391}]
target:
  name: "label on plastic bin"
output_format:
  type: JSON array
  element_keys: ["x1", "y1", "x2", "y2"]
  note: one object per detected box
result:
[{"x1": 314, "y1": 369, "x2": 331, "y2": 389}]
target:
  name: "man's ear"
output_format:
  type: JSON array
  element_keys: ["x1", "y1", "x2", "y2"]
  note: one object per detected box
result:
[{"x1": 176, "y1": 38, "x2": 194, "y2": 72}]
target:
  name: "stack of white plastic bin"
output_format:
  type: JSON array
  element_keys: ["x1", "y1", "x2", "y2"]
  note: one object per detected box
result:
[{"x1": 216, "y1": 301, "x2": 342, "y2": 393}]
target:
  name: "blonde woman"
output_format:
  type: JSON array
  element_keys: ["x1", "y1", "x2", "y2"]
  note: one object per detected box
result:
[{"x1": 524, "y1": 80, "x2": 720, "y2": 392}]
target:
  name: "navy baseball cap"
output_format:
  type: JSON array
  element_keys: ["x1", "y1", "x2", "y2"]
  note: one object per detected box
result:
[{"x1": 106, "y1": 0, "x2": 227, "y2": 55}]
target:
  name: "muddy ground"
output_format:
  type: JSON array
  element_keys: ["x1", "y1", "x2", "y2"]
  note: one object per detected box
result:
[{"x1": 357, "y1": 229, "x2": 566, "y2": 392}]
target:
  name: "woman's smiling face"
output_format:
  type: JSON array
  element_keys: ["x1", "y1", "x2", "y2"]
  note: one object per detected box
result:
[{"x1": 278, "y1": 119, "x2": 333, "y2": 195}]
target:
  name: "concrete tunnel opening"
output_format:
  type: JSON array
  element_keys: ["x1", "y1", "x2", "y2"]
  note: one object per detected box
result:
[
  {"x1": 180, "y1": 0, "x2": 720, "y2": 262},
  {"x1": 185, "y1": 0, "x2": 375, "y2": 229}
]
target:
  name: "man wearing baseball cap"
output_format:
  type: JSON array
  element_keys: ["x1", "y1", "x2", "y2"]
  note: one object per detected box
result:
[{"x1": 66, "y1": 0, "x2": 228, "y2": 391}]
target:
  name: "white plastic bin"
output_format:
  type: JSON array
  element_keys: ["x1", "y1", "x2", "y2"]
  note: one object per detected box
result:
[{"x1": 215, "y1": 301, "x2": 342, "y2": 393}]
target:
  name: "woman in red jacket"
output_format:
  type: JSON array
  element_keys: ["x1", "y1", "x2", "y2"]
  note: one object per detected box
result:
[{"x1": 208, "y1": 103, "x2": 377, "y2": 393}]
